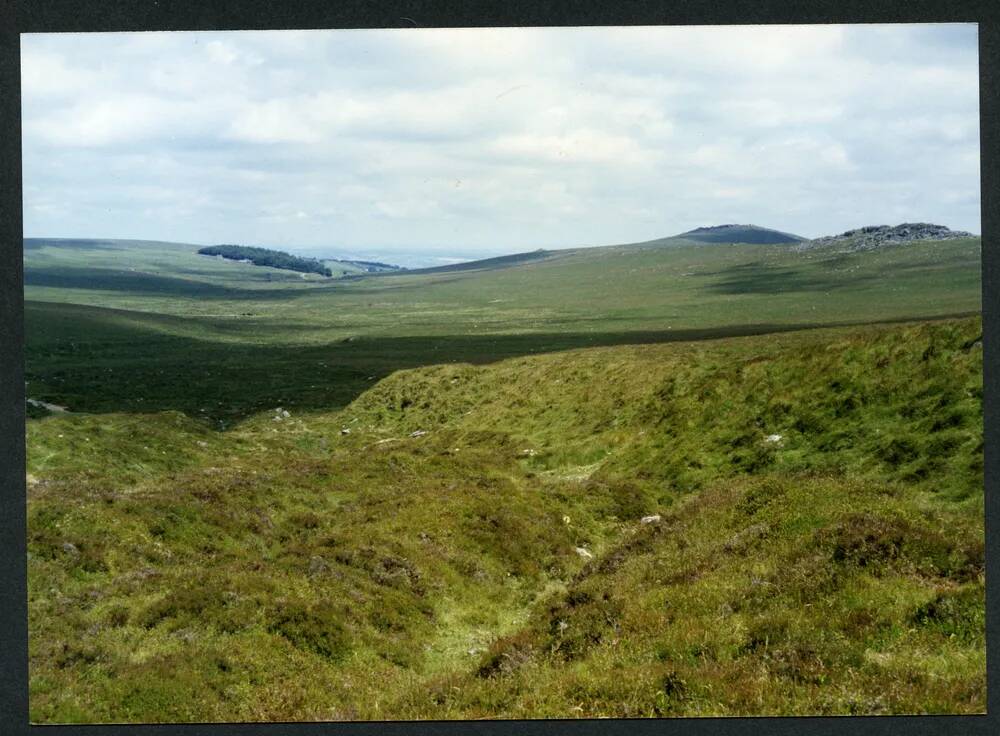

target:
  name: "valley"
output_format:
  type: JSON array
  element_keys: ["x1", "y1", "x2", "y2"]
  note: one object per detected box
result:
[{"x1": 22, "y1": 226, "x2": 985, "y2": 721}]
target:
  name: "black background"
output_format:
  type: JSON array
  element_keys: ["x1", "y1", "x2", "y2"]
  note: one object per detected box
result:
[{"x1": 1, "y1": 2, "x2": 997, "y2": 735}]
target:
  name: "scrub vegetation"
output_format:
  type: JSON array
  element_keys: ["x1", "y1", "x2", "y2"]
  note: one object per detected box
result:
[
  {"x1": 197, "y1": 245, "x2": 334, "y2": 277},
  {"x1": 23, "y1": 234, "x2": 984, "y2": 721}
]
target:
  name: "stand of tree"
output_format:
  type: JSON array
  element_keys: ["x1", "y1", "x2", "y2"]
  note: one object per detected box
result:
[{"x1": 198, "y1": 245, "x2": 332, "y2": 277}]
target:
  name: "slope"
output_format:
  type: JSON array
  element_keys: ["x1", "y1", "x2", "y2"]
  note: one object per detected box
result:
[
  {"x1": 26, "y1": 316, "x2": 984, "y2": 721},
  {"x1": 24, "y1": 232, "x2": 982, "y2": 422}
]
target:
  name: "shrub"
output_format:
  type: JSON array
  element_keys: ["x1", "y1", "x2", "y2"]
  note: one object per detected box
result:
[{"x1": 267, "y1": 599, "x2": 351, "y2": 661}]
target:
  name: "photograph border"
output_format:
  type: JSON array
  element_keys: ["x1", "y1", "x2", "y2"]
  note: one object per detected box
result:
[{"x1": 1, "y1": 1, "x2": 997, "y2": 735}]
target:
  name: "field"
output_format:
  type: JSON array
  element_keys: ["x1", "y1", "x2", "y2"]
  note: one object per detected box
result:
[
  {"x1": 23, "y1": 234, "x2": 984, "y2": 721},
  {"x1": 24, "y1": 235, "x2": 981, "y2": 420}
]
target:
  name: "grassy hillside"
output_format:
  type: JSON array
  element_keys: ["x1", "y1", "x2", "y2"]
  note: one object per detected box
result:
[
  {"x1": 25, "y1": 236, "x2": 981, "y2": 333},
  {"x1": 23, "y1": 230, "x2": 984, "y2": 720},
  {"x1": 322, "y1": 259, "x2": 403, "y2": 277},
  {"x1": 24, "y1": 235, "x2": 981, "y2": 422},
  {"x1": 398, "y1": 248, "x2": 561, "y2": 275},
  {"x1": 26, "y1": 317, "x2": 984, "y2": 721}
]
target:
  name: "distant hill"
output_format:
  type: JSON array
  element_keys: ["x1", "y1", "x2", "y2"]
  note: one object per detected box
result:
[
  {"x1": 324, "y1": 258, "x2": 404, "y2": 276},
  {"x1": 374, "y1": 224, "x2": 807, "y2": 278},
  {"x1": 386, "y1": 248, "x2": 559, "y2": 275},
  {"x1": 343, "y1": 259, "x2": 403, "y2": 273},
  {"x1": 674, "y1": 224, "x2": 806, "y2": 244},
  {"x1": 801, "y1": 223, "x2": 975, "y2": 251}
]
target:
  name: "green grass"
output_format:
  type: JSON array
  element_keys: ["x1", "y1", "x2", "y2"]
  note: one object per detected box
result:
[
  {"x1": 26, "y1": 237, "x2": 981, "y2": 332},
  {"x1": 24, "y1": 236, "x2": 981, "y2": 423},
  {"x1": 26, "y1": 316, "x2": 984, "y2": 721},
  {"x1": 23, "y1": 233, "x2": 984, "y2": 720}
]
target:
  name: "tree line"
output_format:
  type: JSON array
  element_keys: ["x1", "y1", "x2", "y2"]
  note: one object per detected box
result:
[{"x1": 198, "y1": 245, "x2": 332, "y2": 277}]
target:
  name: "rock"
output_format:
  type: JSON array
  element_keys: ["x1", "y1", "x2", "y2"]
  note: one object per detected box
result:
[
  {"x1": 764, "y1": 434, "x2": 783, "y2": 444},
  {"x1": 641, "y1": 514, "x2": 661, "y2": 525},
  {"x1": 27, "y1": 398, "x2": 69, "y2": 413},
  {"x1": 61, "y1": 542, "x2": 80, "y2": 557},
  {"x1": 196, "y1": 440, "x2": 208, "y2": 448},
  {"x1": 575, "y1": 547, "x2": 593, "y2": 559},
  {"x1": 801, "y1": 222, "x2": 974, "y2": 251},
  {"x1": 281, "y1": 410, "x2": 291, "y2": 418}
]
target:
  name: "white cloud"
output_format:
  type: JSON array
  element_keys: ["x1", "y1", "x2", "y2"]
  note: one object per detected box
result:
[
  {"x1": 20, "y1": 24, "x2": 981, "y2": 254},
  {"x1": 205, "y1": 40, "x2": 240, "y2": 66},
  {"x1": 228, "y1": 98, "x2": 323, "y2": 144},
  {"x1": 20, "y1": 49, "x2": 98, "y2": 97},
  {"x1": 491, "y1": 129, "x2": 657, "y2": 166}
]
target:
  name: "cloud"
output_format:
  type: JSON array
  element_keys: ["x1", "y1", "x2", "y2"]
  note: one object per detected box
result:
[
  {"x1": 491, "y1": 129, "x2": 658, "y2": 166},
  {"x1": 19, "y1": 48, "x2": 99, "y2": 98},
  {"x1": 20, "y1": 24, "x2": 981, "y2": 258}
]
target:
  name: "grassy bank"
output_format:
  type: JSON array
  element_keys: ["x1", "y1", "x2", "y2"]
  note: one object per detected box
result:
[{"x1": 27, "y1": 316, "x2": 984, "y2": 721}]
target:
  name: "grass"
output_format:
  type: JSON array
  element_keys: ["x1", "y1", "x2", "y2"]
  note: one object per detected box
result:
[
  {"x1": 22, "y1": 233, "x2": 984, "y2": 720},
  {"x1": 24, "y1": 236, "x2": 981, "y2": 423},
  {"x1": 26, "y1": 315, "x2": 984, "y2": 721}
]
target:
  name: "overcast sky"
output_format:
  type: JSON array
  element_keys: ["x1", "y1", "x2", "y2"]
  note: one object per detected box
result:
[{"x1": 21, "y1": 24, "x2": 980, "y2": 266}]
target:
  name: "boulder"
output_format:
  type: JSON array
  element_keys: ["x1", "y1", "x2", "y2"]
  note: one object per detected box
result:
[{"x1": 802, "y1": 223, "x2": 974, "y2": 251}]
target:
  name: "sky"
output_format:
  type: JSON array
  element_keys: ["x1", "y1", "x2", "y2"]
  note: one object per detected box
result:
[{"x1": 21, "y1": 24, "x2": 981, "y2": 267}]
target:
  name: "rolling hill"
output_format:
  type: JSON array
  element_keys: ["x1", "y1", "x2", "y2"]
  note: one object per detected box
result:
[
  {"x1": 22, "y1": 228, "x2": 981, "y2": 422},
  {"x1": 672, "y1": 224, "x2": 806, "y2": 244},
  {"x1": 21, "y1": 221, "x2": 985, "y2": 720},
  {"x1": 390, "y1": 248, "x2": 559, "y2": 275}
]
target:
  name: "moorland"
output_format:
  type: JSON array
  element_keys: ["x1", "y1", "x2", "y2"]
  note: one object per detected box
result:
[{"x1": 23, "y1": 225, "x2": 984, "y2": 720}]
